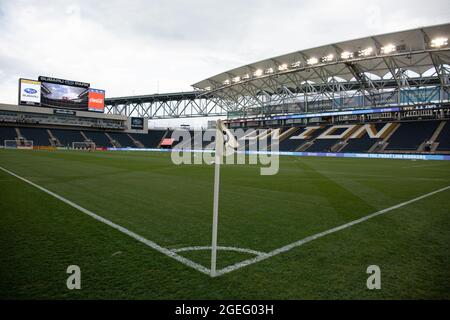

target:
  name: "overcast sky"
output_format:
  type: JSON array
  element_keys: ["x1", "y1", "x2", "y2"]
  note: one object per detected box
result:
[{"x1": 0, "y1": 0, "x2": 449, "y2": 126}]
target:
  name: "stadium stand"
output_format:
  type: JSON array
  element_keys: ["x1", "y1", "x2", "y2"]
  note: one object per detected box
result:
[
  {"x1": 82, "y1": 131, "x2": 113, "y2": 148},
  {"x1": 0, "y1": 126, "x2": 17, "y2": 143},
  {"x1": 19, "y1": 127, "x2": 51, "y2": 146},
  {"x1": 436, "y1": 121, "x2": 450, "y2": 151},
  {"x1": 51, "y1": 128, "x2": 85, "y2": 147},
  {"x1": 304, "y1": 139, "x2": 340, "y2": 152},
  {"x1": 129, "y1": 130, "x2": 166, "y2": 148},
  {"x1": 385, "y1": 120, "x2": 440, "y2": 151},
  {"x1": 341, "y1": 134, "x2": 379, "y2": 153},
  {"x1": 340, "y1": 123, "x2": 389, "y2": 153},
  {"x1": 108, "y1": 132, "x2": 136, "y2": 148},
  {"x1": 1, "y1": 119, "x2": 449, "y2": 154}
]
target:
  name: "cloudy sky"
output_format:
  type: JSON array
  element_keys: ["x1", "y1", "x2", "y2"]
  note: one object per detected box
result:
[{"x1": 0, "y1": 0, "x2": 449, "y2": 109}]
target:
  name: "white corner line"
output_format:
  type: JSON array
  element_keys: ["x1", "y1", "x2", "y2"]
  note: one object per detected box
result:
[
  {"x1": 0, "y1": 165, "x2": 210, "y2": 276},
  {"x1": 215, "y1": 185, "x2": 450, "y2": 277},
  {"x1": 171, "y1": 246, "x2": 266, "y2": 256}
]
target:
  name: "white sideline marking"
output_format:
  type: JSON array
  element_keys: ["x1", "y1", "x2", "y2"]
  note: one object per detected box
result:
[
  {"x1": 2, "y1": 165, "x2": 449, "y2": 278},
  {"x1": 171, "y1": 246, "x2": 266, "y2": 256},
  {"x1": 215, "y1": 185, "x2": 450, "y2": 277},
  {"x1": 0, "y1": 166, "x2": 210, "y2": 276}
]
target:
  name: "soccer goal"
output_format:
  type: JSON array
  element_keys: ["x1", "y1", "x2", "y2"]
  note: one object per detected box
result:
[
  {"x1": 4, "y1": 139, "x2": 34, "y2": 149},
  {"x1": 72, "y1": 141, "x2": 96, "y2": 150}
]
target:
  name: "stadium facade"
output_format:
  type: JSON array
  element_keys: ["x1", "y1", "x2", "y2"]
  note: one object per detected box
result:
[{"x1": 1, "y1": 24, "x2": 449, "y2": 156}]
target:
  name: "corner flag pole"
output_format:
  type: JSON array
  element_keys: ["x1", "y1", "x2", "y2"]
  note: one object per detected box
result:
[
  {"x1": 210, "y1": 120, "x2": 238, "y2": 277},
  {"x1": 210, "y1": 121, "x2": 223, "y2": 277}
]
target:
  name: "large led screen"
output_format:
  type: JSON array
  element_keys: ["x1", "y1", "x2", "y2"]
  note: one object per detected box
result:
[{"x1": 40, "y1": 82, "x2": 89, "y2": 110}]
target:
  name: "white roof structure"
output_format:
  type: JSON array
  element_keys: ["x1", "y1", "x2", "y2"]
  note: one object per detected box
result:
[{"x1": 193, "y1": 24, "x2": 450, "y2": 92}]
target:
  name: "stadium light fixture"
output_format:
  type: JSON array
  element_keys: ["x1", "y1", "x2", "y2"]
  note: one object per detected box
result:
[
  {"x1": 242, "y1": 73, "x2": 250, "y2": 80},
  {"x1": 340, "y1": 51, "x2": 353, "y2": 59},
  {"x1": 291, "y1": 61, "x2": 301, "y2": 68},
  {"x1": 430, "y1": 37, "x2": 448, "y2": 48},
  {"x1": 223, "y1": 79, "x2": 230, "y2": 85},
  {"x1": 205, "y1": 86, "x2": 211, "y2": 91},
  {"x1": 307, "y1": 57, "x2": 319, "y2": 65},
  {"x1": 264, "y1": 67, "x2": 274, "y2": 74},
  {"x1": 358, "y1": 47, "x2": 373, "y2": 57},
  {"x1": 232, "y1": 76, "x2": 241, "y2": 83},
  {"x1": 253, "y1": 69, "x2": 263, "y2": 77},
  {"x1": 381, "y1": 44, "x2": 396, "y2": 54},
  {"x1": 321, "y1": 54, "x2": 334, "y2": 63},
  {"x1": 278, "y1": 64, "x2": 288, "y2": 71}
]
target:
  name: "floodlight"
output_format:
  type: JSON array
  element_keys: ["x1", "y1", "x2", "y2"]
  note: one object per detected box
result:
[
  {"x1": 430, "y1": 37, "x2": 448, "y2": 48},
  {"x1": 205, "y1": 86, "x2": 211, "y2": 91},
  {"x1": 223, "y1": 79, "x2": 230, "y2": 85},
  {"x1": 264, "y1": 67, "x2": 274, "y2": 74},
  {"x1": 232, "y1": 76, "x2": 241, "y2": 83},
  {"x1": 291, "y1": 61, "x2": 301, "y2": 68},
  {"x1": 242, "y1": 73, "x2": 250, "y2": 80},
  {"x1": 358, "y1": 47, "x2": 373, "y2": 57},
  {"x1": 381, "y1": 44, "x2": 396, "y2": 54},
  {"x1": 307, "y1": 57, "x2": 318, "y2": 65},
  {"x1": 278, "y1": 64, "x2": 288, "y2": 71},
  {"x1": 253, "y1": 69, "x2": 263, "y2": 77},
  {"x1": 341, "y1": 51, "x2": 353, "y2": 59},
  {"x1": 321, "y1": 54, "x2": 334, "y2": 63}
]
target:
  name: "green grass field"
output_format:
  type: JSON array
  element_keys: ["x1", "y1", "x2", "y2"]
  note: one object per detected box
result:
[{"x1": 0, "y1": 149, "x2": 449, "y2": 299}]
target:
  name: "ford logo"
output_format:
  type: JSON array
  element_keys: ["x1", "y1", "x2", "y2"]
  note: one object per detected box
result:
[{"x1": 24, "y1": 88, "x2": 37, "y2": 94}]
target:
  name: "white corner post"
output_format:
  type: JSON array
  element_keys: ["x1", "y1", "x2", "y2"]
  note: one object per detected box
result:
[{"x1": 210, "y1": 121, "x2": 224, "y2": 277}]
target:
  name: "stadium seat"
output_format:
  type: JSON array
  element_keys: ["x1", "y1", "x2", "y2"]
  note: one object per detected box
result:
[
  {"x1": 436, "y1": 121, "x2": 450, "y2": 151},
  {"x1": 51, "y1": 129, "x2": 85, "y2": 147},
  {"x1": 83, "y1": 131, "x2": 113, "y2": 148},
  {"x1": 108, "y1": 132, "x2": 136, "y2": 148},
  {"x1": 385, "y1": 121, "x2": 440, "y2": 151},
  {"x1": 129, "y1": 130, "x2": 166, "y2": 148},
  {"x1": 0, "y1": 126, "x2": 18, "y2": 144},
  {"x1": 304, "y1": 139, "x2": 340, "y2": 152},
  {"x1": 19, "y1": 127, "x2": 52, "y2": 146}
]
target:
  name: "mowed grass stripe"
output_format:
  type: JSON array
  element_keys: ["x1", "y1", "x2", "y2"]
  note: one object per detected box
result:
[{"x1": 1, "y1": 149, "x2": 449, "y2": 298}]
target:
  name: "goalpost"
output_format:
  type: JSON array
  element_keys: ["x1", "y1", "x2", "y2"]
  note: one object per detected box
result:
[
  {"x1": 4, "y1": 140, "x2": 33, "y2": 149},
  {"x1": 72, "y1": 141, "x2": 96, "y2": 150}
]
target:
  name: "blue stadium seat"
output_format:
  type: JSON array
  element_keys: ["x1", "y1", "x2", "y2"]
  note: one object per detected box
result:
[
  {"x1": 108, "y1": 132, "x2": 136, "y2": 148},
  {"x1": 305, "y1": 139, "x2": 340, "y2": 152},
  {"x1": 0, "y1": 126, "x2": 17, "y2": 143},
  {"x1": 51, "y1": 129, "x2": 84, "y2": 147},
  {"x1": 83, "y1": 131, "x2": 112, "y2": 147},
  {"x1": 130, "y1": 130, "x2": 166, "y2": 148},
  {"x1": 436, "y1": 121, "x2": 450, "y2": 151},
  {"x1": 386, "y1": 121, "x2": 439, "y2": 151},
  {"x1": 19, "y1": 127, "x2": 51, "y2": 146}
]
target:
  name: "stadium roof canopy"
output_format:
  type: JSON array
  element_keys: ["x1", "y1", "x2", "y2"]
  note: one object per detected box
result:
[
  {"x1": 105, "y1": 24, "x2": 449, "y2": 119},
  {"x1": 193, "y1": 24, "x2": 450, "y2": 92}
]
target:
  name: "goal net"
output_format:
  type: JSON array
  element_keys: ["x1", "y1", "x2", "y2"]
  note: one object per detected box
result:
[
  {"x1": 4, "y1": 140, "x2": 33, "y2": 149},
  {"x1": 72, "y1": 141, "x2": 96, "y2": 150}
]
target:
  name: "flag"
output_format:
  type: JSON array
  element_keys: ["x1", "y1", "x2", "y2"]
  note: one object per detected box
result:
[{"x1": 216, "y1": 120, "x2": 239, "y2": 156}]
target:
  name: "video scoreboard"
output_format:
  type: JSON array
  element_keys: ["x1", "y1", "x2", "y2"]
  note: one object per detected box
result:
[{"x1": 19, "y1": 76, "x2": 105, "y2": 113}]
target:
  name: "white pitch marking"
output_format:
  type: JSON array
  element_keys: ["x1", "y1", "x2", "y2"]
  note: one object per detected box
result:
[
  {"x1": 171, "y1": 246, "x2": 266, "y2": 256},
  {"x1": 214, "y1": 185, "x2": 450, "y2": 277},
  {"x1": 0, "y1": 166, "x2": 210, "y2": 276}
]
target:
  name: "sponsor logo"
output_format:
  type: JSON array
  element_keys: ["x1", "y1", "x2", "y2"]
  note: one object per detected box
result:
[
  {"x1": 24, "y1": 88, "x2": 37, "y2": 94},
  {"x1": 89, "y1": 98, "x2": 103, "y2": 104}
]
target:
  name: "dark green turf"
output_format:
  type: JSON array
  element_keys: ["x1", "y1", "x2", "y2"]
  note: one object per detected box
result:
[{"x1": 0, "y1": 149, "x2": 449, "y2": 299}]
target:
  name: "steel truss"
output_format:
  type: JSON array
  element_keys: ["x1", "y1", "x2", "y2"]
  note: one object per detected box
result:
[
  {"x1": 106, "y1": 24, "x2": 450, "y2": 120},
  {"x1": 199, "y1": 48, "x2": 450, "y2": 119},
  {"x1": 105, "y1": 92, "x2": 227, "y2": 119}
]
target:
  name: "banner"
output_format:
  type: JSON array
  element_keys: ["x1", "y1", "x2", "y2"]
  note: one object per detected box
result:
[
  {"x1": 131, "y1": 117, "x2": 144, "y2": 129},
  {"x1": 18, "y1": 78, "x2": 41, "y2": 106},
  {"x1": 88, "y1": 88, "x2": 105, "y2": 112}
]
